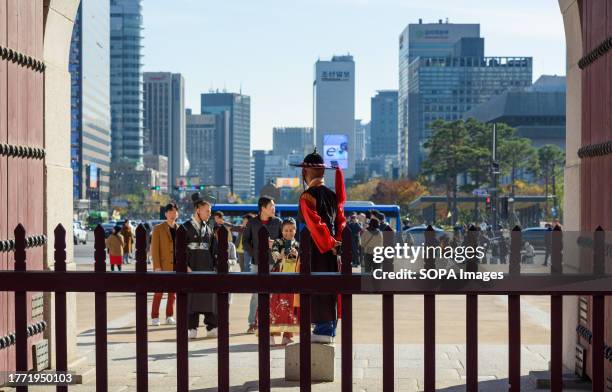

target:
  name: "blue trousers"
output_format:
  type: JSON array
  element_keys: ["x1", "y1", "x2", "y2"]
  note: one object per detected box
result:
[{"x1": 313, "y1": 320, "x2": 337, "y2": 337}]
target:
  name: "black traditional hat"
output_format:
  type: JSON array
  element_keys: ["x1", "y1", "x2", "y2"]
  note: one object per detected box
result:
[{"x1": 290, "y1": 147, "x2": 334, "y2": 169}]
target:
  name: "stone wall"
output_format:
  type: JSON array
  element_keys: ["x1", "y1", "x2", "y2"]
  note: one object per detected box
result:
[
  {"x1": 42, "y1": 0, "x2": 81, "y2": 365},
  {"x1": 558, "y1": 0, "x2": 582, "y2": 373}
]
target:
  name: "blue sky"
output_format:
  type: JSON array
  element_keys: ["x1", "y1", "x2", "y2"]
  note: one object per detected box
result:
[{"x1": 143, "y1": 0, "x2": 565, "y2": 150}]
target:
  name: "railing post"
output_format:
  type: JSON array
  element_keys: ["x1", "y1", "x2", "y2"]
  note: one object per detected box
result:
[
  {"x1": 550, "y1": 225, "x2": 563, "y2": 391},
  {"x1": 14, "y1": 224, "x2": 27, "y2": 392},
  {"x1": 423, "y1": 225, "x2": 435, "y2": 392},
  {"x1": 299, "y1": 229, "x2": 312, "y2": 392},
  {"x1": 135, "y1": 224, "x2": 148, "y2": 392},
  {"x1": 508, "y1": 225, "x2": 521, "y2": 392},
  {"x1": 53, "y1": 224, "x2": 68, "y2": 392},
  {"x1": 341, "y1": 227, "x2": 353, "y2": 392},
  {"x1": 257, "y1": 226, "x2": 271, "y2": 392},
  {"x1": 216, "y1": 227, "x2": 230, "y2": 391},
  {"x1": 381, "y1": 227, "x2": 394, "y2": 392},
  {"x1": 175, "y1": 225, "x2": 188, "y2": 392},
  {"x1": 591, "y1": 226, "x2": 605, "y2": 392},
  {"x1": 465, "y1": 225, "x2": 478, "y2": 392},
  {"x1": 93, "y1": 225, "x2": 108, "y2": 392}
]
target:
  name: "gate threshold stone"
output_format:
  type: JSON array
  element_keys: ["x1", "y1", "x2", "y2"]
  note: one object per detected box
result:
[{"x1": 285, "y1": 342, "x2": 335, "y2": 382}]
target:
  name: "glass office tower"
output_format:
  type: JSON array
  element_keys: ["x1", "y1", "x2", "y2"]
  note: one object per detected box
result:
[
  {"x1": 398, "y1": 20, "x2": 532, "y2": 177},
  {"x1": 201, "y1": 92, "x2": 251, "y2": 198},
  {"x1": 69, "y1": 0, "x2": 111, "y2": 207},
  {"x1": 110, "y1": 0, "x2": 144, "y2": 165}
]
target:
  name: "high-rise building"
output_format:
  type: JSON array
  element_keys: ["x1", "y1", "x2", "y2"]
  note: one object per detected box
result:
[
  {"x1": 144, "y1": 72, "x2": 186, "y2": 189},
  {"x1": 465, "y1": 76, "x2": 566, "y2": 151},
  {"x1": 186, "y1": 111, "x2": 230, "y2": 186},
  {"x1": 314, "y1": 55, "x2": 355, "y2": 178},
  {"x1": 201, "y1": 92, "x2": 251, "y2": 198},
  {"x1": 252, "y1": 150, "x2": 267, "y2": 196},
  {"x1": 110, "y1": 0, "x2": 144, "y2": 165},
  {"x1": 69, "y1": 0, "x2": 111, "y2": 208},
  {"x1": 143, "y1": 154, "x2": 168, "y2": 190},
  {"x1": 354, "y1": 120, "x2": 367, "y2": 162},
  {"x1": 370, "y1": 90, "x2": 398, "y2": 158},
  {"x1": 398, "y1": 20, "x2": 532, "y2": 177},
  {"x1": 272, "y1": 127, "x2": 314, "y2": 156},
  {"x1": 263, "y1": 154, "x2": 302, "y2": 186},
  {"x1": 528, "y1": 74, "x2": 566, "y2": 93},
  {"x1": 398, "y1": 20, "x2": 480, "y2": 177}
]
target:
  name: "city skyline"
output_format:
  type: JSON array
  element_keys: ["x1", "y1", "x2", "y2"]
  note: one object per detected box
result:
[{"x1": 142, "y1": 0, "x2": 565, "y2": 151}]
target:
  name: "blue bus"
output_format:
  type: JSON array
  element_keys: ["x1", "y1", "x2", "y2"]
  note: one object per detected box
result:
[{"x1": 212, "y1": 202, "x2": 402, "y2": 232}]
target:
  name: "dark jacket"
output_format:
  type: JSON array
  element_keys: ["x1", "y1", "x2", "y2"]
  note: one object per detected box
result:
[
  {"x1": 298, "y1": 185, "x2": 342, "y2": 323},
  {"x1": 183, "y1": 218, "x2": 217, "y2": 313},
  {"x1": 242, "y1": 216, "x2": 282, "y2": 265}
]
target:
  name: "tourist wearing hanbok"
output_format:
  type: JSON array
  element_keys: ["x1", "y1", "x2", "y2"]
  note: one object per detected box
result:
[{"x1": 269, "y1": 218, "x2": 300, "y2": 346}]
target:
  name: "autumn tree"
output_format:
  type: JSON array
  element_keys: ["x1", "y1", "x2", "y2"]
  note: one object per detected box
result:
[
  {"x1": 371, "y1": 179, "x2": 427, "y2": 212},
  {"x1": 346, "y1": 178, "x2": 426, "y2": 212},
  {"x1": 421, "y1": 119, "x2": 474, "y2": 224},
  {"x1": 498, "y1": 138, "x2": 538, "y2": 198},
  {"x1": 347, "y1": 179, "x2": 381, "y2": 202},
  {"x1": 537, "y1": 144, "x2": 565, "y2": 216}
]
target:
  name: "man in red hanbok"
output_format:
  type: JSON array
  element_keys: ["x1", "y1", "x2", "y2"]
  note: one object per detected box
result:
[{"x1": 291, "y1": 148, "x2": 346, "y2": 343}]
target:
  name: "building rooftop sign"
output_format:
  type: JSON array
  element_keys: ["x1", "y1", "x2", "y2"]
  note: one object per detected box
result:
[{"x1": 321, "y1": 71, "x2": 350, "y2": 81}]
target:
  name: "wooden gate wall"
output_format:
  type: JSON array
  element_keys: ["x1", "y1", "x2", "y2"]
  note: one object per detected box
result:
[
  {"x1": 578, "y1": 0, "x2": 612, "y2": 383},
  {"x1": 0, "y1": 0, "x2": 45, "y2": 374}
]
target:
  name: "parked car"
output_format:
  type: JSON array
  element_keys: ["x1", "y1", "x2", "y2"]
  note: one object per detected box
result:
[
  {"x1": 521, "y1": 227, "x2": 551, "y2": 250},
  {"x1": 73, "y1": 222, "x2": 87, "y2": 245},
  {"x1": 402, "y1": 224, "x2": 446, "y2": 245},
  {"x1": 101, "y1": 222, "x2": 117, "y2": 238}
]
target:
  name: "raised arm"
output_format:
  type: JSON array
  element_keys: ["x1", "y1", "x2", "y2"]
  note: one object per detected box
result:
[
  {"x1": 334, "y1": 167, "x2": 347, "y2": 240},
  {"x1": 299, "y1": 193, "x2": 336, "y2": 254}
]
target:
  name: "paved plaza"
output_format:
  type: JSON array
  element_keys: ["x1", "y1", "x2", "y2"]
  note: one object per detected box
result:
[
  {"x1": 72, "y1": 261, "x2": 557, "y2": 391},
  {"x1": 3, "y1": 243, "x2": 582, "y2": 391}
]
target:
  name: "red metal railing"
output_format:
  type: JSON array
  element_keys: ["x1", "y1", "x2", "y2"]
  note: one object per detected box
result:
[{"x1": 0, "y1": 223, "x2": 611, "y2": 391}]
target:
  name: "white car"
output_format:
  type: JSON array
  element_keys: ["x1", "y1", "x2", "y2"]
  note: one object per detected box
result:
[{"x1": 73, "y1": 222, "x2": 87, "y2": 245}]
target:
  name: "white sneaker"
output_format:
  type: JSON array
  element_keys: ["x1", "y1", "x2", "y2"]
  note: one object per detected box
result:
[
  {"x1": 206, "y1": 328, "x2": 218, "y2": 338},
  {"x1": 311, "y1": 334, "x2": 334, "y2": 344},
  {"x1": 188, "y1": 329, "x2": 198, "y2": 339},
  {"x1": 166, "y1": 317, "x2": 176, "y2": 325},
  {"x1": 151, "y1": 318, "x2": 160, "y2": 327}
]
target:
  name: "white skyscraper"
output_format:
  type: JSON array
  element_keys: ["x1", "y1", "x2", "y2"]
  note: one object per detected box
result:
[
  {"x1": 313, "y1": 55, "x2": 356, "y2": 178},
  {"x1": 143, "y1": 72, "x2": 187, "y2": 189}
]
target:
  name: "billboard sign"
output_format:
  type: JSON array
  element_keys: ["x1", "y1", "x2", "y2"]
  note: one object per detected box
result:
[
  {"x1": 323, "y1": 134, "x2": 348, "y2": 169},
  {"x1": 275, "y1": 177, "x2": 300, "y2": 188}
]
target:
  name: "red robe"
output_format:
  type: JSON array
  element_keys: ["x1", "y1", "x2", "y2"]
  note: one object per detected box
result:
[{"x1": 298, "y1": 168, "x2": 347, "y2": 319}]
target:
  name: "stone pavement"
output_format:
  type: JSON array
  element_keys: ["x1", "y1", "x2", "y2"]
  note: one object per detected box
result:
[
  {"x1": 7, "y1": 260, "x2": 586, "y2": 391},
  {"x1": 69, "y1": 289, "x2": 556, "y2": 391}
]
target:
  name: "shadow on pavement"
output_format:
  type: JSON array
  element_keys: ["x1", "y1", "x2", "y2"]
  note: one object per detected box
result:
[
  {"x1": 436, "y1": 374, "x2": 588, "y2": 392},
  {"x1": 192, "y1": 377, "x2": 320, "y2": 391},
  {"x1": 111, "y1": 343, "x2": 271, "y2": 361}
]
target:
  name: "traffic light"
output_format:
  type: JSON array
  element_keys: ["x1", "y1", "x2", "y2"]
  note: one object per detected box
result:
[
  {"x1": 150, "y1": 186, "x2": 161, "y2": 191},
  {"x1": 491, "y1": 161, "x2": 500, "y2": 175},
  {"x1": 485, "y1": 196, "x2": 492, "y2": 212}
]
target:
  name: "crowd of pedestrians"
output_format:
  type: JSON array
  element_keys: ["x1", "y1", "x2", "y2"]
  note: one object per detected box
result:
[
  {"x1": 122, "y1": 148, "x2": 348, "y2": 344},
  {"x1": 102, "y1": 144, "x2": 562, "y2": 345}
]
